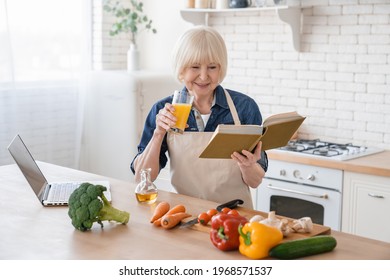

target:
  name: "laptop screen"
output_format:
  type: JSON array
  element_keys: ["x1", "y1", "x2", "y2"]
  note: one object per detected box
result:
[{"x1": 7, "y1": 134, "x2": 48, "y2": 199}]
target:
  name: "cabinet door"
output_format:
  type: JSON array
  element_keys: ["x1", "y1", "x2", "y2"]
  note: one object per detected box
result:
[{"x1": 342, "y1": 172, "x2": 390, "y2": 243}]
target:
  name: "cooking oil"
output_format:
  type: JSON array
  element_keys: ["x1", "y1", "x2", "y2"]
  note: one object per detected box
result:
[
  {"x1": 135, "y1": 168, "x2": 158, "y2": 204},
  {"x1": 135, "y1": 192, "x2": 158, "y2": 203}
]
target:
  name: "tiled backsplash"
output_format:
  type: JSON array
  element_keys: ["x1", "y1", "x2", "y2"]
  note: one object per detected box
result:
[
  {"x1": 94, "y1": 0, "x2": 389, "y2": 149},
  {"x1": 213, "y1": 1, "x2": 390, "y2": 149}
]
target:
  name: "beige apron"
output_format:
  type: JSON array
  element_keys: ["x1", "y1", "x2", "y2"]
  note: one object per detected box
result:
[{"x1": 167, "y1": 89, "x2": 253, "y2": 209}]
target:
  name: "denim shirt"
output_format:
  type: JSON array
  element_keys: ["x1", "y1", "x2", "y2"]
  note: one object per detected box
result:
[{"x1": 130, "y1": 85, "x2": 268, "y2": 174}]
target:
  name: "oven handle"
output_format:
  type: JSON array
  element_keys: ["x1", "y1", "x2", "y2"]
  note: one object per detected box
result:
[{"x1": 266, "y1": 184, "x2": 329, "y2": 199}]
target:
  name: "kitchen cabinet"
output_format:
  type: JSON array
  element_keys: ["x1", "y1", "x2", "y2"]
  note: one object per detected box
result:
[
  {"x1": 342, "y1": 171, "x2": 390, "y2": 243},
  {"x1": 180, "y1": 6, "x2": 302, "y2": 51}
]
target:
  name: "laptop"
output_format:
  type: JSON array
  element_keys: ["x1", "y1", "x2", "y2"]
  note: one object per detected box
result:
[{"x1": 7, "y1": 134, "x2": 111, "y2": 206}]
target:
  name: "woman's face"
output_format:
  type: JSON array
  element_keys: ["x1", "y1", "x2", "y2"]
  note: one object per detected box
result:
[{"x1": 181, "y1": 62, "x2": 221, "y2": 98}]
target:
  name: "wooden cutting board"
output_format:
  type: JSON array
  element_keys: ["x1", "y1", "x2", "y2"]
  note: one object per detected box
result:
[{"x1": 184, "y1": 208, "x2": 331, "y2": 242}]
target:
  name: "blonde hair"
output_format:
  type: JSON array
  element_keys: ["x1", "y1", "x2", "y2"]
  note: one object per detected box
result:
[{"x1": 172, "y1": 26, "x2": 228, "y2": 83}]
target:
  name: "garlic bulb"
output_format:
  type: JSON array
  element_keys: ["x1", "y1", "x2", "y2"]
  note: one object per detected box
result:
[
  {"x1": 260, "y1": 211, "x2": 292, "y2": 237},
  {"x1": 249, "y1": 214, "x2": 265, "y2": 223},
  {"x1": 291, "y1": 217, "x2": 313, "y2": 233}
]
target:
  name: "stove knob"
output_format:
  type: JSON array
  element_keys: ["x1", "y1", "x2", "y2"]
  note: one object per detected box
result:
[
  {"x1": 280, "y1": 169, "x2": 286, "y2": 176},
  {"x1": 293, "y1": 170, "x2": 302, "y2": 179},
  {"x1": 307, "y1": 174, "x2": 316, "y2": 181}
]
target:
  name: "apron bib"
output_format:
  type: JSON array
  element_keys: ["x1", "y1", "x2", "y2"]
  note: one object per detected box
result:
[{"x1": 167, "y1": 89, "x2": 253, "y2": 209}]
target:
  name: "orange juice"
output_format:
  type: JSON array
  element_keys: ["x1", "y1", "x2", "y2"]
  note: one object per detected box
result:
[{"x1": 172, "y1": 103, "x2": 192, "y2": 132}]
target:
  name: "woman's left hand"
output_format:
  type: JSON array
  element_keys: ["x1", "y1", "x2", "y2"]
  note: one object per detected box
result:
[
  {"x1": 231, "y1": 141, "x2": 265, "y2": 188},
  {"x1": 231, "y1": 141, "x2": 262, "y2": 168}
]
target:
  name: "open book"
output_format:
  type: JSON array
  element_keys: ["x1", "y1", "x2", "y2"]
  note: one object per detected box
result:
[{"x1": 199, "y1": 111, "x2": 306, "y2": 159}]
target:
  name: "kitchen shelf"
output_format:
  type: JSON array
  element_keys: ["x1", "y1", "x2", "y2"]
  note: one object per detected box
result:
[{"x1": 180, "y1": 6, "x2": 302, "y2": 51}]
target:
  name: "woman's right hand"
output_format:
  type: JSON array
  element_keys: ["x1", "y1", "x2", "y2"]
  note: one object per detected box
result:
[{"x1": 155, "y1": 103, "x2": 177, "y2": 135}]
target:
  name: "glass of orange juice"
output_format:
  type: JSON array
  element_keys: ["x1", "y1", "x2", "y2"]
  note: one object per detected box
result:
[{"x1": 170, "y1": 90, "x2": 194, "y2": 134}]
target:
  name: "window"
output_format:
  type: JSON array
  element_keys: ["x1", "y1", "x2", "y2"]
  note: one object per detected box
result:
[
  {"x1": 0, "y1": 0, "x2": 88, "y2": 83},
  {"x1": 0, "y1": 0, "x2": 90, "y2": 168}
]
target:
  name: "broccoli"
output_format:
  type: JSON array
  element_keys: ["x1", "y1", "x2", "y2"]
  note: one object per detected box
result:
[{"x1": 68, "y1": 182, "x2": 130, "y2": 231}]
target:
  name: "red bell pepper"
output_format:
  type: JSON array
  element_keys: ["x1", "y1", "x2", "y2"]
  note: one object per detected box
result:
[{"x1": 209, "y1": 213, "x2": 248, "y2": 251}]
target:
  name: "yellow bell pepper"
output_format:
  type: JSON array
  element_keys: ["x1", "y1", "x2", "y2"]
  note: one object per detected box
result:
[{"x1": 238, "y1": 222, "x2": 283, "y2": 259}]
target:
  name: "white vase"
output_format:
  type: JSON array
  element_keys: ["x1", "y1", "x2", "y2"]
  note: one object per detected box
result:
[{"x1": 127, "y1": 43, "x2": 140, "y2": 71}]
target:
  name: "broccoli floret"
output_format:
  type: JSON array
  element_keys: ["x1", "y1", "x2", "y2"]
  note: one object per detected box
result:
[{"x1": 68, "y1": 182, "x2": 130, "y2": 231}]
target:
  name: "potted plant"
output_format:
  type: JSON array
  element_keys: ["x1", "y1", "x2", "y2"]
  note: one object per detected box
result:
[{"x1": 103, "y1": 0, "x2": 157, "y2": 70}]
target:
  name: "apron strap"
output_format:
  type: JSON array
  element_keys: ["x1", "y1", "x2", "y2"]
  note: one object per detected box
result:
[{"x1": 223, "y1": 89, "x2": 241, "y2": 125}]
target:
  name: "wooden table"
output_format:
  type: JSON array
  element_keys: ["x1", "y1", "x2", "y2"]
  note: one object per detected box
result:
[{"x1": 1, "y1": 162, "x2": 389, "y2": 260}]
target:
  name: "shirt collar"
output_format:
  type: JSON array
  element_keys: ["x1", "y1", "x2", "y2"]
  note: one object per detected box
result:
[{"x1": 214, "y1": 85, "x2": 229, "y2": 109}]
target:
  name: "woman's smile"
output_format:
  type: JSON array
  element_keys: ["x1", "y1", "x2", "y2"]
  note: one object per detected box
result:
[{"x1": 194, "y1": 81, "x2": 210, "y2": 88}]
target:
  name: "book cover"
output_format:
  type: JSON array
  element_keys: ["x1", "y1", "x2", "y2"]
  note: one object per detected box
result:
[{"x1": 199, "y1": 111, "x2": 305, "y2": 159}]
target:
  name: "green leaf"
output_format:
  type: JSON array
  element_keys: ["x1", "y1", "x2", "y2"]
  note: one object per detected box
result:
[
  {"x1": 130, "y1": 21, "x2": 137, "y2": 33},
  {"x1": 115, "y1": 10, "x2": 122, "y2": 17},
  {"x1": 103, "y1": 0, "x2": 157, "y2": 39}
]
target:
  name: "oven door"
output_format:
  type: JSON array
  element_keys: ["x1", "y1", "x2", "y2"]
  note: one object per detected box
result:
[{"x1": 256, "y1": 178, "x2": 342, "y2": 230}]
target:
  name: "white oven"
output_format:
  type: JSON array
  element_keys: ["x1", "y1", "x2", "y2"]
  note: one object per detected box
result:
[{"x1": 256, "y1": 160, "x2": 342, "y2": 230}]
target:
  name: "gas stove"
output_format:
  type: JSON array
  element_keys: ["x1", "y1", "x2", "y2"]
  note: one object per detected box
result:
[{"x1": 275, "y1": 139, "x2": 383, "y2": 161}]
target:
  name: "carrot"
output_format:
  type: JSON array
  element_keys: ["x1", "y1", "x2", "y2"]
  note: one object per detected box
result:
[
  {"x1": 151, "y1": 204, "x2": 186, "y2": 227},
  {"x1": 150, "y1": 201, "x2": 170, "y2": 223},
  {"x1": 164, "y1": 204, "x2": 186, "y2": 216},
  {"x1": 153, "y1": 218, "x2": 162, "y2": 227},
  {"x1": 161, "y1": 212, "x2": 191, "y2": 229}
]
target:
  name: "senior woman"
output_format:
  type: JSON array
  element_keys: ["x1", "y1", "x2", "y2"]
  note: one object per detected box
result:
[{"x1": 131, "y1": 26, "x2": 268, "y2": 209}]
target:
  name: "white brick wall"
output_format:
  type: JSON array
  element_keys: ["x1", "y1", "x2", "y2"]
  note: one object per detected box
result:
[
  {"x1": 94, "y1": 0, "x2": 389, "y2": 149},
  {"x1": 212, "y1": 0, "x2": 390, "y2": 149},
  {"x1": 92, "y1": 0, "x2": 132, "y2": 70},
  {"x1": 0, "y1": 84, "x2": 80, "y2": 167}
]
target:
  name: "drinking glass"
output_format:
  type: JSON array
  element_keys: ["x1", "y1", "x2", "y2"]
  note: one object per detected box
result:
[{"x1": 170, "y1": 90, "x2": 194, "y2": 134}]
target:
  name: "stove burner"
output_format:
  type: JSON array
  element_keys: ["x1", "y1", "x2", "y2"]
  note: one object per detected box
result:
[
  {"x1": 329, "y1": 144, "x2": 348, "y2": 150},
  {"x1": 281, "y1": 142, "x2": 306, "y2": 152},
  {"x1": 312, "y1": 148, "x2": 341, "y2": 157},
  {"x1": 314, "y1": 147, "x2": 329, "y2": 156},
  {"x1": 295, "y1": 139, "x2": 319, "y2": 146}
]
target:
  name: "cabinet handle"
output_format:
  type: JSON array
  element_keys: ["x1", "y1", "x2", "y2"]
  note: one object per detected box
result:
[
  {"x1": 368, "y1": 193, "x2": 385, "y2": 199},
  {"x1": 266, "y1": 184, "x2": 329, "y2": 199}
]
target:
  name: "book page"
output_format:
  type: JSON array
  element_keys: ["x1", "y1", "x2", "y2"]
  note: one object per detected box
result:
[
  {"x1": 216, "y1": 124, "x2": 263, "y2": 135},
  {"x1": 263, "y1": 111, "x2": 303, "y2": 127}
]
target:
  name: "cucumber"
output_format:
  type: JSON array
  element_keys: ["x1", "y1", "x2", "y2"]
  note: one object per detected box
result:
[{"x1": 269, "y1": 235, "x2": 337, "y2": 259}]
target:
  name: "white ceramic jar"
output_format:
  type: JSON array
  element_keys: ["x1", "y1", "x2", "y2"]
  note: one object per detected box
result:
[
  {"x1": 195, "y1": 0, "x2": 209, "y2": 8},
  {"x1": 216, "y1": 0, "x2": 229, "y2": 9}
]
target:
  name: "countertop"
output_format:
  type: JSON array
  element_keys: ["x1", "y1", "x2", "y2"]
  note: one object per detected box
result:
[
  {"x1": 1, "y1": 162, "x2": 389, "y2": 260},
  {"x1": 267, "y1": 150, "x2": 390, "y2": 177}
]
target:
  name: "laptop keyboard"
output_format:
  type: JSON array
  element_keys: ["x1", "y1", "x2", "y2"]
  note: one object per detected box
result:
[{"x1": 48, "y1": 182, "x2": 80, "y2": 203}]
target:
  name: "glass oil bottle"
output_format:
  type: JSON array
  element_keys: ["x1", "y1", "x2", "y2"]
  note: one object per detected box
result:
[{"x1": 135, "y1": 168, "x2": 158, "y2": 203}]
